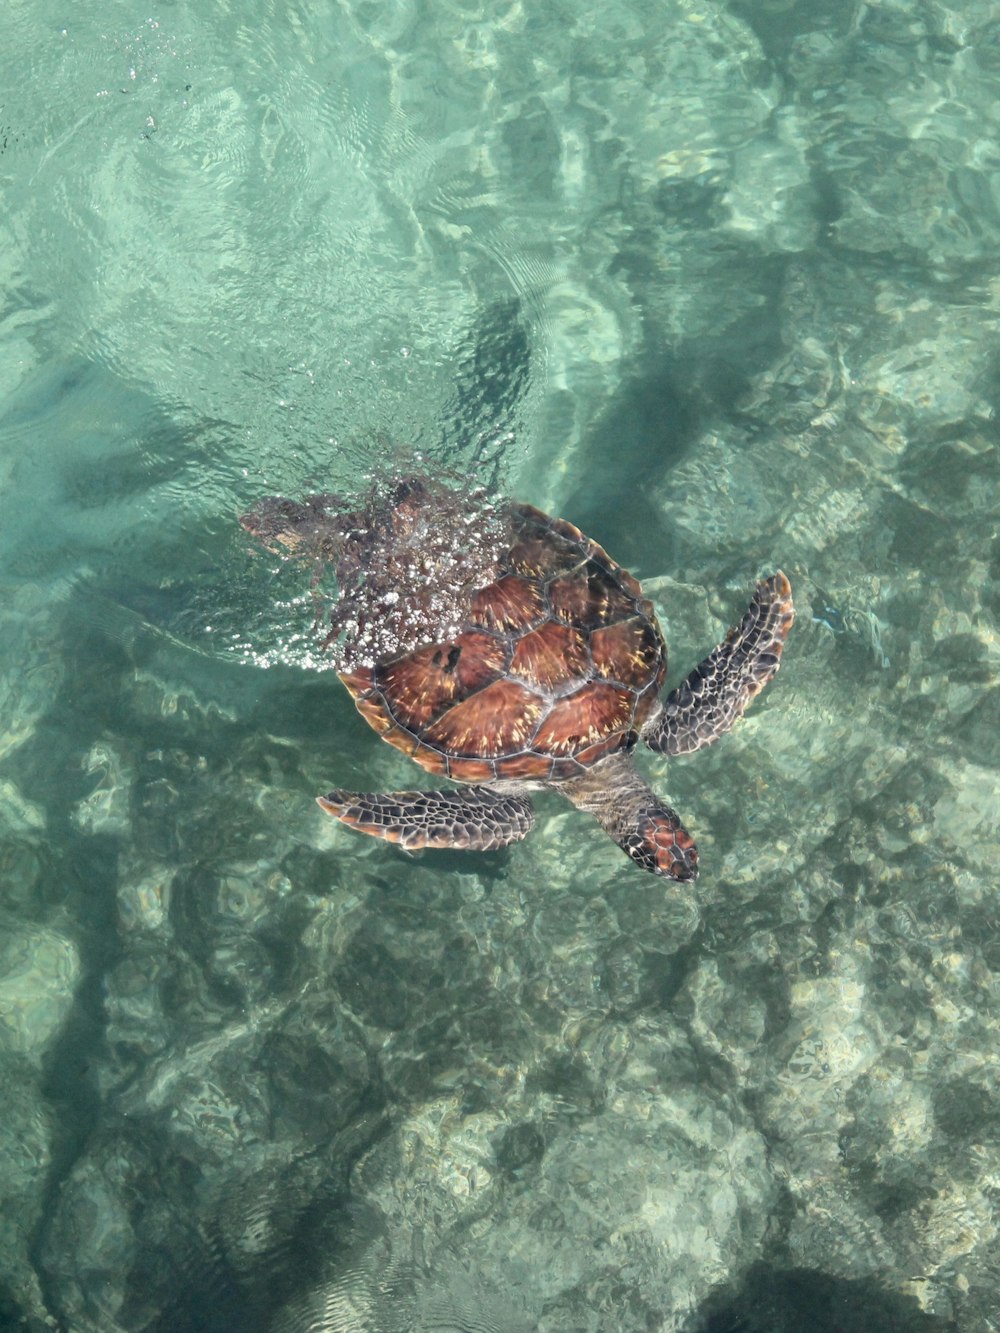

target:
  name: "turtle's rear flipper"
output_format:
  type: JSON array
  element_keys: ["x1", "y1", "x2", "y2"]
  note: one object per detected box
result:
[
  {"x1": 317, "y1": 786, "x2": 535, "y2": 850},
  {"x1": 647, "y1": 572, "x2": 794, "y2": 757}
]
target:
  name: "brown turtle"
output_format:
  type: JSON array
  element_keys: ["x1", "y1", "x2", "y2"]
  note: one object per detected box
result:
[{"x1": 241, "y1": 476, "x2": 793, "y2": 880}]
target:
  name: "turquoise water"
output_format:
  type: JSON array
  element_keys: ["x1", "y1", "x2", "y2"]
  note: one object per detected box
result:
[{"x1": 0, "y1": 0, "x2": 998, "y2": 1328}]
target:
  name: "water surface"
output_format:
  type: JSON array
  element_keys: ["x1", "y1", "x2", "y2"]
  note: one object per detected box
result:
[{"x1": 0, "y1": 0, "x2": 998, "y2": 1329}]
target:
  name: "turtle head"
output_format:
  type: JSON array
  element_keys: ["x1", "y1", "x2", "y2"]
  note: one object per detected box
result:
[
  {"x1": 239, "y1": 493, "x2": 345, "y2": 557},
  {"x1": 621, "y1": 813, "x2": 699, "y2": 881},
  {"x1": 561, "y1": 753, "x2": 700, "y2": 881}
]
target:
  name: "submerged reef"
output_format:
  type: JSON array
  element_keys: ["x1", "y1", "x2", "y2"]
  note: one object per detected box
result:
[{"x1": 0, "y1": 0, "x2": 998, "y2": 1328}]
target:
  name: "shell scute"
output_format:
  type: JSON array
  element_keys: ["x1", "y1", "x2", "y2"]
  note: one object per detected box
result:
[
  {"x1": 423, "y1": 678, "x2": 545, "y2": 757},
  {"x1": 589, "y1": 617, "x2": 662, "y2": 686},
  {"x1": 508, "y1": 508, "x2": 586, "y2": 580},
  {"x1": 377, "y1": 631, "x2": 506, "y2": 731},
  {"x1": 575, "y1": 730, "x2": 635, "y2": 768},
  {"x1": 446, "y1": 756, "x2": 500, "y2": 783},
  {"x1": 354, "y1": 694, "x2": 396, "y2": 735},
  {"x1": 548, "y1": 560, "x2": 638, "y2": 630},
  {"x1": 381, "y1": 724, "x2": 424, "y2": 759},
  {"x1": 469, "y1": 574, "x2": 546, "y2": 633},
  {"x1": 338, "y1": 667, "x2": 375, "y2": 697},
  {"x1": 494, "y1": 750, "x2": 557, "y2": 780},
  {"x1": 509, "y1": 621, "x2": 589, "y2": 692},
  {"x1": 531, "y1": 681, "x2": 635, "y2": 757}
]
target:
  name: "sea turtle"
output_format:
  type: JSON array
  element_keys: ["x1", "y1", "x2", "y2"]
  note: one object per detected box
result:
[{"x1": 241, "y1": 476, "x2": 793, "y2": 880}]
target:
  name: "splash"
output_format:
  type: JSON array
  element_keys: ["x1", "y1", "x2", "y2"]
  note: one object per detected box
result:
[{"x1": 241, "y1": 474, "x2": 511, "y2": 671}]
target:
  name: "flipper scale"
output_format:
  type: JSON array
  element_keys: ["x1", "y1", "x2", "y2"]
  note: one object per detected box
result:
[
  {"x1": 646, "y1": 572, "x2": 794, "y2": 757},
  {"x1": 318, "y1": 786, "x2": 534, "y2": 851}
]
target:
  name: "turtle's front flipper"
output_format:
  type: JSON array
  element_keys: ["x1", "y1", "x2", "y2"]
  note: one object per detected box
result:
[
  {"x1": 317, "y1": 786, "x2": 534, "y2": 851},
  {"x1": 647, "y1": 572, "x2": 794, "y2": 757}
]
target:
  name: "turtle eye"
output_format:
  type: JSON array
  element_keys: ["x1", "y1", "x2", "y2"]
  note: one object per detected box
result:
[{"x1": 444, "y1": 644, "x2": 462, "y2": 673}]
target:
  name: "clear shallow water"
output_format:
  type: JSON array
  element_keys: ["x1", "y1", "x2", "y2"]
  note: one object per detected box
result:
[{"x1": 0, "y1": 0, "x2": 998, "y2": 1329}]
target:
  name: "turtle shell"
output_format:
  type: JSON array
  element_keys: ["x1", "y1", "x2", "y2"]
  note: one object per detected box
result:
[{"x1": 338, "y1": 504, "x2": 666, "y2": 782}]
